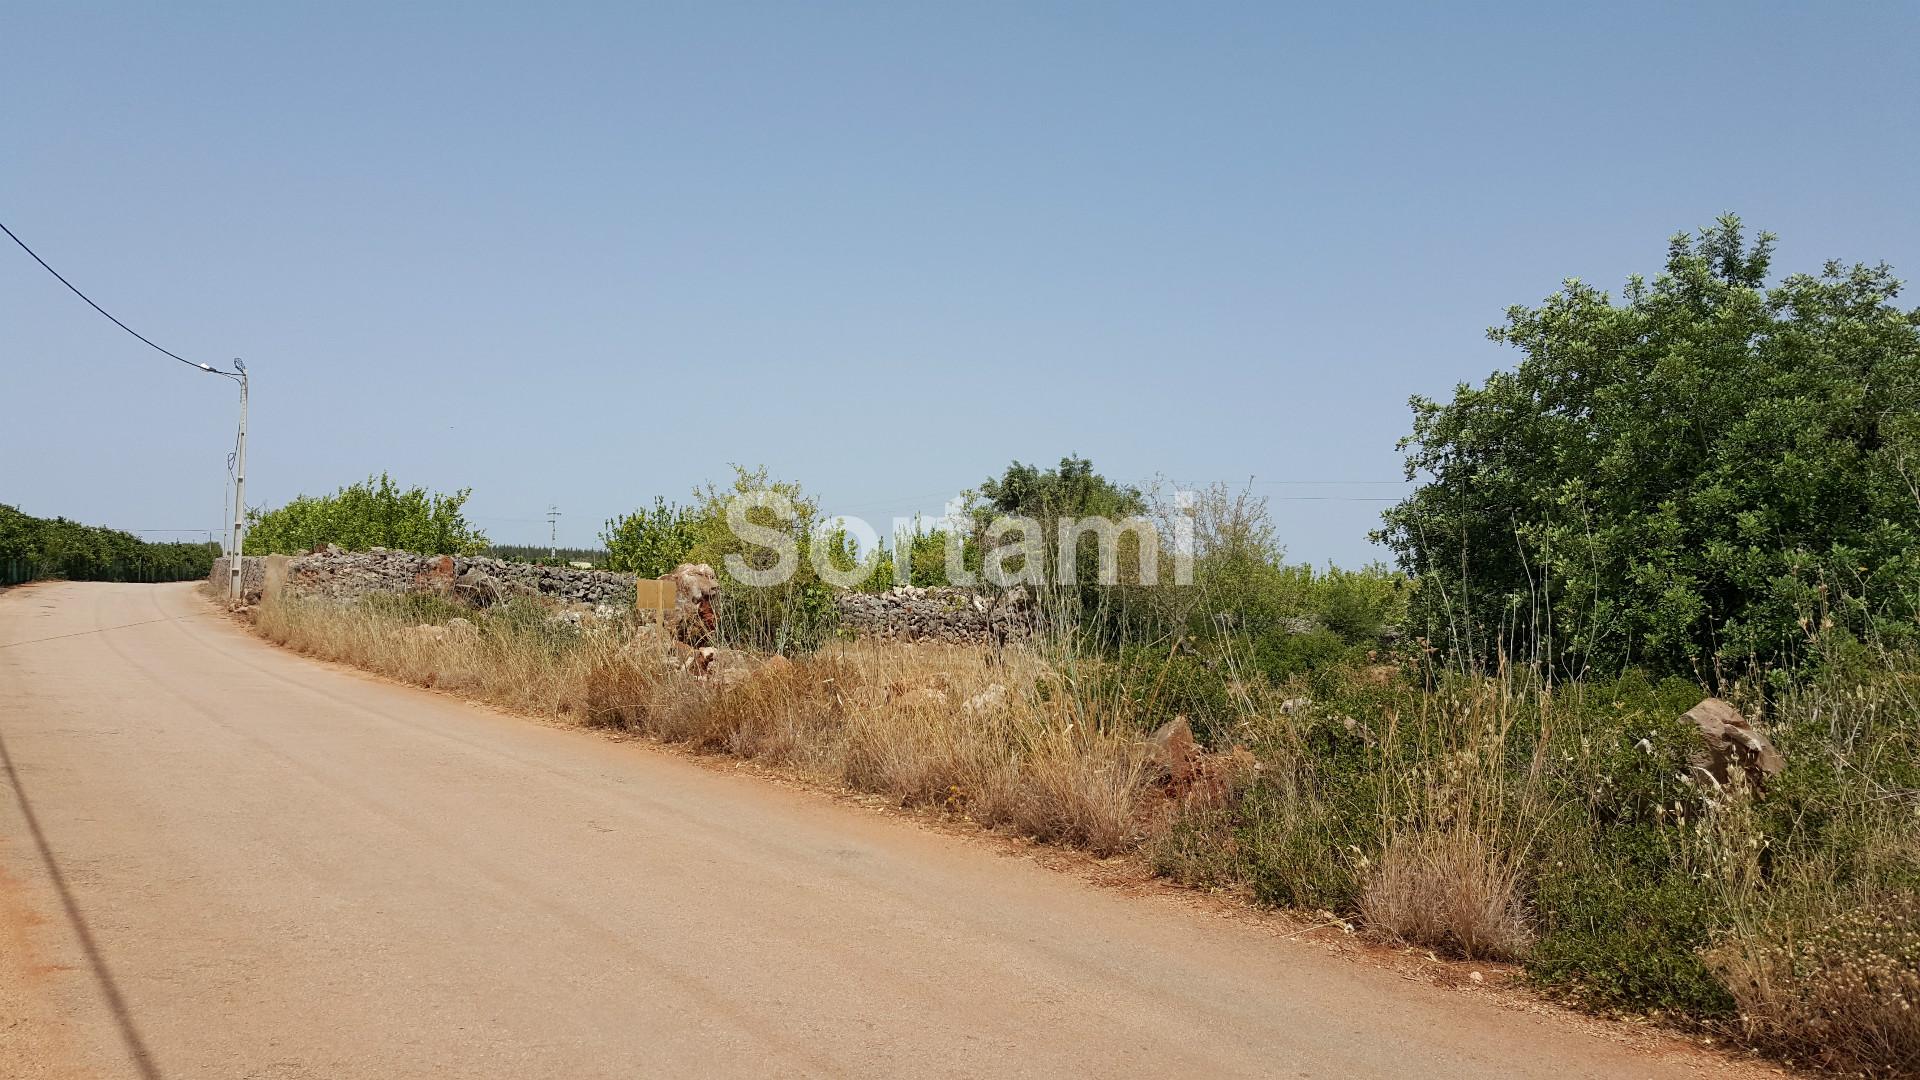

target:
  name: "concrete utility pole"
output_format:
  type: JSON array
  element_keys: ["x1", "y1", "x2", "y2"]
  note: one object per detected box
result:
[
  {"x1": 547, "y1": 505, "x2": 561, "y2": 561},
  {"x1": 228, "y1": 359, "x2": 249, "y2": 601}
]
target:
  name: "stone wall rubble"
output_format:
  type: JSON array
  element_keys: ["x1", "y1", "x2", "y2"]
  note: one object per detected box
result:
[
  {"x1": 215, "y1": 548, "x2": 633, "y2": 606},
  {"x1": 834, "y1": 585, "x2": 1032, "y2": 644},
  {"x1": 211, "y1": 550, "x2": 1028, "y2": 644}
]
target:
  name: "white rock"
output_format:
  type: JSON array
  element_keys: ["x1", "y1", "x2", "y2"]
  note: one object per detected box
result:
[{"x1": 961, "y1": 683, "x2": 1009, "y2": 716}]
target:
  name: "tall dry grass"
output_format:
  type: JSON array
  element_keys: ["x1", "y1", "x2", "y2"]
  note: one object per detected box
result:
[
  {"x1": 1690, "y1": 646, "x2": 1920, "y2": 1076},
  {"x1": 1706, "y1": 892, "x2": 1920, "y2": 1075},
  {"x1": 1359, "y1": 829, "x2": 1532, "y2": 961},
  {"x1": 257, "y1": 595, "x2": 609, "y2": 715},
  {"x1": 1357, "y1": 675, "x2": 1546, "y2": 961}
]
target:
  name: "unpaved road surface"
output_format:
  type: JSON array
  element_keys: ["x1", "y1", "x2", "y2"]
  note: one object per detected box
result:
[{"x1": 0, "y1": 582, "x2": 1753, "y2": 1078}]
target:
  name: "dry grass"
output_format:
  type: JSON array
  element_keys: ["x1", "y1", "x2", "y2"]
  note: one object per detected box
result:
[
  {"x1": 255, "y1": 596, "x2": 1156, "y2": 855},
  {"x1": 1359, "y1": 828, "x2": 1533, "y2": 961},
  {"x1": 1707, "y1": 893, "x2": 1920, "y2": 1076},
  {"x1": 257, "y1": 596, "x2": 603, "y2": 716}
]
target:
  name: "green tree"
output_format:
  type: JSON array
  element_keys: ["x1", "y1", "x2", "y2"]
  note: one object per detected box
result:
[
  {"x1": 1379, "y1": 217, "x2": 1920, "y2": 679},
  {"x1": 865, "y1": 520, "x2": 976, "y2": 591},
  {"x1": 245, "y1": 474, "x2": 488, "y2": 556},
  {"x1": 685, "y1": 466, "x2": 843, "y2": 653},
  {"x1": 977, "y1": 455, "x2": 1145, "y2": 526},
  {"x1": 975, "y1": 456, "x2": 1147, "y2": 586},
  {"x1": 0, "y1": 504, "x2": 217, "y2": 583},
  {"x1": 601, "y1": 497, "x2": 699, "y2": 577},
  {"x1": 975, "y1": 456, "x2": 1152, "y2": 638}
]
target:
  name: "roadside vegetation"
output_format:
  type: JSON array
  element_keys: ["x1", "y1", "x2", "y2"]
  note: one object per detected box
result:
[
  {"x1": 1, "y1": 503, "x2": 216, "y2": 585},
  {"x1": 244, "y1": 473, "x2": 488, "y2": 556},
  {"x1": 239, "y1": 219, "x2": 1920, "y2": 1075}
]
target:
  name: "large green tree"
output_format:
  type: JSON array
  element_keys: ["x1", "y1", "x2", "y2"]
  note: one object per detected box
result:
[
  {"x1": 975, "y1": 456, "x2": 1153, "y2": 639},
  {"x1": 977, "y1": 455, "x2": 1145, "y2": 524},
  {"x1": 1379, "y1": 217, "x2": 1920, "y2": 679},
  {"x1": 245, "y1": 474, "x2": 488, "y2": 556}
]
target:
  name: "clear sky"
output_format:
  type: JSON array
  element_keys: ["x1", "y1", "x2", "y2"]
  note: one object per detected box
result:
[{"x1": 4, "y1": 2, "x2": 1915, "y2": 564}]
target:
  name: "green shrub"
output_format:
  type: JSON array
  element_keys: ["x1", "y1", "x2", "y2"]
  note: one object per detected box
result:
[
  {"x1": 1379, "y1": 216, "x2": 1920, "y2": 678},
  {"x1": 246, "y1": 474, "x2": 487, "y2": 556},
  {"x1": 1238, "y1": 774, "x2": 1370, "y2": 912},
  {"x1": 685, "y1": 466, "x2": 844, "y2": 654},
  {"x1": 1315, "y1": 565, "x2": 1406, "y2": 642},
  {"x1": 1085, "y1": 647, "x2": 1240, "y2": 738},
  {"x1": 1249, "y1": 628, "x2": 1355, "y2": 682},
  {"x1": 1528, "y1": 835, "x2": 1735, "y2": 1016},
  {"x1": 601, "y1": 497, "x2": 699, "y2": 577}
]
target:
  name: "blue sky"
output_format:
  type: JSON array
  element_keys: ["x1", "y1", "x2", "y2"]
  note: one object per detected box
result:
[{"x1": 4, "y1": 2, "x2": 1915, "y2": 564}]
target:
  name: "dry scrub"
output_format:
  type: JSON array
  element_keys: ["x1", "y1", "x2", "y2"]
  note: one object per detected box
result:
[
  {"x1": 1708, "y1": 894, "x2": 1920, "y2": 1075},
  {"x1": 1360, "y1": 829, "x2": 1532, "y2": 962}
]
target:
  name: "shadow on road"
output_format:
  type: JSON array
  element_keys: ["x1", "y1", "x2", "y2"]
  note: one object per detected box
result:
[{"x1": 0, "y1": 724, "x2": 164, "y2": 1080}]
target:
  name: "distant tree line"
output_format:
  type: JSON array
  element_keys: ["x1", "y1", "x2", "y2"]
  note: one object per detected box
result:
[
  {"x1": 0, "y1": 504, "x2": 218, "y2": 585},
  {"x1": 484, "y1": 544, "x2": 609, "y2": 567}
]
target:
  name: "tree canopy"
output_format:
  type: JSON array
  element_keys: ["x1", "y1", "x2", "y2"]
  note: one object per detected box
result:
[
  {"x1": 0, "y1": 504, "x2": 217, "y2": 583},
  {"x1": 601, "y1": 497, "x2": 701, "y2": 577},
  {"x1": 1379, "y1": 216, "x2": 1920, "y2": 679},
  {"x1": 977, "y1": 455, "x2": 1145, "y2": 523},
  {"x1": 244, "y1": 474, "x2": 488, "y2": 556}
]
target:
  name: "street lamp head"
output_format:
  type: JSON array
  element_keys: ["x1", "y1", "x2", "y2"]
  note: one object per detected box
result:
[{"x1": 199, "y1": 362, "x2": 213, "y2": 371}]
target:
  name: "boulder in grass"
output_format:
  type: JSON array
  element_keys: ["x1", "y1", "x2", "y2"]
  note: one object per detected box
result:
[
  {"x1": 452, "y1": 568, "x2": 502, "y2": 608},
  {"x1": 1146, "y1": 715, "x2": 1200, "y2": 789},
  {"x1": 894, "y1": 687, "x2": 950, "y2": 711},
  {"x1": 1684, "y1": 698, "x2": 1785, "y2": 793},
  {"x1": 664, "y1": 563, "x2": 720, "y2": 646}
]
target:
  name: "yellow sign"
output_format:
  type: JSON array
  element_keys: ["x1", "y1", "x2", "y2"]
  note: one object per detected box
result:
[{"x1": 634, "y1": 578, "x2": 674, "y2": 624}]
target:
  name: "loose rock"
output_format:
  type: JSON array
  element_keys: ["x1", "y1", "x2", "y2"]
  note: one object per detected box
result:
[{"x1": 1683, "y1": 698, "x2": 1785, "y2": 792}]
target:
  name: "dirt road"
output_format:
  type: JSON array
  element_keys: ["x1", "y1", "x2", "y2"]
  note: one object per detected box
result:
[{"x1": 0, "y1": 582, "x2": 1751, "y2": 1078}]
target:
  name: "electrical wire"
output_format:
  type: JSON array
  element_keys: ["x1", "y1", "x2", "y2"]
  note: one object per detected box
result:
[{"x1": 0, "y1": 219, "x2": 239, "y2": 378}]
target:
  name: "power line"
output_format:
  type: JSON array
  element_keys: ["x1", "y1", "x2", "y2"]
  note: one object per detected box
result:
[
  {"x1": 1135, "y1": 477, "x2": 1407, "y2": 488},
  {"x1": 0, "y1": 219, "x2": 237, "y2": 377},
  {"x1": 1248, "y1": 480, "x2": 1406, "y2": 486}
]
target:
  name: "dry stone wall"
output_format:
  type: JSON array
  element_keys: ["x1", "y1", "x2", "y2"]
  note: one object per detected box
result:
[
  {"x1": 214, "y1": 549, "x2": 635, "y2": 606},
  {"x1": 213, "y1": 551, "x2": 1027, "y2": 644},
  {"x1": 835, "y1": 586, "x2": 1033, "y2": 645},
  {"x1": 209, "y1": 555, "x2": 267, "y2": 597}
]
